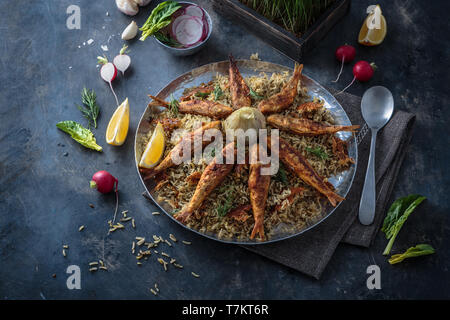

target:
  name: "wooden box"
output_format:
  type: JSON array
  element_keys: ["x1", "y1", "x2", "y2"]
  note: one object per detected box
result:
[{"x1": 212, "y1": 0, "x2": 351, "y2": 61}]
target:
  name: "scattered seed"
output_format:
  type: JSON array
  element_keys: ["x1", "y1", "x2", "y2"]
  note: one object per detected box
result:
[
  {"x1": 173, "y1": 263, "x2": 183, "y2": 269},
  {"x1": 154, "y1": 250, "x2": 158, "y2": 254},
  {"x1": 62, "y1": 249, "x2": 67, "y2": 257},
  {"x1": 99, "y1": 266, "x2": 108, "y2": 271},
  {"x1": 63, "y1": 245, "x2": 69, "y2": 249},
  {"x1": 152, "y1": 211, "x2": 160, "y2": 215},
  {"x1": 89, "y1": 267, "x2": 98, "y2": 272},
  {"x1": 153, "y1": 235, "x2": 159, "y2": 241},
  {"x1": 136, "y1": 238, "x2": 146, "y2": 246},
  {"x1": 155, "y1": 283, "x2": 159, "y2": 292},
  {"x1": 182, "y1": 241, "x2": 191, "y2": 245},
  {"x1": 52, "y1": 274, "x2": 56, "y2": 278},
  {"x1": 89, "y1": 203, "x2": 95, "y2": 208},
  {"x1": 132, "y1": 241, "x2": 136, "y2": 253},
  {"x1": 169, "y1": 234, "x2": 177, "y2": 242},
  {"x1": 122, "y1": 210, "x2": 128, "y2": 216},
  {"x1": 120, "y1": 217, "x2": 132, "y2": 222},
  {"x1": 157, "y1": 258, "x2": 168, "y2": 271},
  {"x1": 78, "y1": 225, "x2": 85, "y2": 232},
  {"x1": 89, "y1": 262, "x2": 99, "y2": 266},
  {"x1": 150, "y1": 288, "x2": 158, "y2": 295},
  {"x1": 99, "y1": 260, "x2": 105, "y2": 266},
  {"x1": 161, "y1": 252, "x2": 170, "y2": 258},
  {"x1": 137, "y1": 262, "x2": 142, "y2": 266},
  {"x1": 164, "y1": 239, "x2": 172, "y2": 247},
  {"x1": 132, "y1": 219, "x2": 136, "y2": 229},
  {"x1": 191, "y1": 272, "x2": 200, "y2": 278},
  {"x1": 169, "y1": 258, "x2": 176, "y2": 264}
]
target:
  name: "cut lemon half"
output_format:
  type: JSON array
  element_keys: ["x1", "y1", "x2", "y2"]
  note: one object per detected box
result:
[
  {"x1": 139, "y1": 122, "x2": 165, "y2": 169},
  {"x1": 106, "y1": 98, "x2": 130, "y2": 146},
  {"x1": 358, "y1": 5, "x2": 387, "y2": 46}
]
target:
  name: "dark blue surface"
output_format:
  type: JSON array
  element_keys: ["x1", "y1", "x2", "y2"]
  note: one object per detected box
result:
[{"x1": 0, "y1": 0, "x2": 449, "y2": 299}]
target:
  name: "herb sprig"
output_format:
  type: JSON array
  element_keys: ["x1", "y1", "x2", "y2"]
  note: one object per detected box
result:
[
  {"x1": 306, "y1": 146, "x2": 328, "y2": 160},
  {"x1": 274, "y1": 163, "x2": 288, "y2": 185},
  {"x1": 249, "y1": 88, "x2": 263, "y2": 100},
  {"x1": 194, "y1": 91, "x2": 211, "y2": 99},
  {"x1": 77, "y1": 88, "x2": 100, "y2": 129},
  {"x1": 216, "y1": 186, "x2": 234, "y2": 217},
  {"x1": 213, "y1": 84, "x2": 224, "y2": 101},
  {"x1": 168, "y1": 94, "x2": 179, "y2": 116}
]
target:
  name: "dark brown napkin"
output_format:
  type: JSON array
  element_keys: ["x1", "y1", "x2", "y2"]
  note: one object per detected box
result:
[{"x1": 242, "y1": 90, "x2": 416, "y2": 279}]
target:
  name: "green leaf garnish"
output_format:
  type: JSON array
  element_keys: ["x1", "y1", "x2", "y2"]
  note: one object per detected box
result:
[
  {"x1": 388, "y1": 244, "x2": 435, "y2": 264},
  {"x1": 249, "y1": 88, "x2": 263, "y2": 100},
  {"x1": 194, "y1": 91, "x2": 211, "y2": 99},
  {"x1": 306, "y1": 146, "x2": 329, "y2": 160},
  {"x1": 56, "y1": 121, "x2": 102, "y2": 152},
  {"x1": 154, "y1": 32, "x2": 182, "y2": 47},
  {"x1": 77, "y1": 88, "x2": 100, "y2": 129},
  {"x1": 216, "y1": 186, "x2": 234, "y2": 217},
  {"x1": 274, "y1": 163, "x2": 288, "y2": 185},
  {"x1": 382, "y1": 194, "x2": 426, "y2": 255},
  {"x1": 213, "y1": 84, "x2": 224, "y2": 101},
  {"x1": 140, "y1": 1, "x2": 182, "y2": 41}
]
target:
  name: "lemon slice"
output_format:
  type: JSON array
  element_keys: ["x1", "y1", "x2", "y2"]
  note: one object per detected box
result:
[
  {"x1": 358, "y1": 5, "x2": 387, "y2": 46},
  {"x1": 139, "y1": 122, "x2": 165, "y2": 169},
  {"x1": 106, "y1": 98, "x2": 130, "y2": 146}
]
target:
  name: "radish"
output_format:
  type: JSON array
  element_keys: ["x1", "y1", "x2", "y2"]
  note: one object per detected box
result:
[
  {"x1": 98, "y1": 55, "x2": 119, "y2": 106},
  {"x1": 332, "y1": 45, "x2": 356, "y2": 83},
  {"x1": 90, "y1": 170, "x2": 118, "y2": 194},
  {"x1": 90, "y1": 170, "x2": 120, "y2": 224},
  {"x1": 337, "y1": 61, "x2": 376, "y2": 94},
  {"x1": 174, "y1": 16, "x2": 203, "y2": 46},
  {"x1": 113, "y1": 45, "x2": 131, "y2": 75},
  {"x1": 184, "y1": 4, "x2": 204, "y2": 19}
]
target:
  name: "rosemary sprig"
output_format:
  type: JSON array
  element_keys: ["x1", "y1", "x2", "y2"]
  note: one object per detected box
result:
[
  {"x1": 77, "y1": 88, "x2": 100, "y2": 129},
  {"x1": 213, "y1": 84, "x2": 224, "y2": 101},
  {"x1": 168, "y1": 94, "x2": 179, "y2": 116}
]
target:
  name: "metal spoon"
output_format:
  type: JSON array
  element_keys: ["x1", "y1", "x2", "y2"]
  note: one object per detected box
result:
[{"x1": 359, "y1": 86, "x2": 394, "y2": 225}]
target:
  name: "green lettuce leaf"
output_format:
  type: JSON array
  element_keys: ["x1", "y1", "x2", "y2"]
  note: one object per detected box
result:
[
  {"x1": 56, "y1": 120, "x2": 102, "y2": 152},
  {"x1": 382, "y1": 194, "x2": 426, "y2": 255},
  {"x1": 139, "y1": 1, "x2": 182, "y2": 41},
  {"x1": 388, "y1": 244, "x2": 435, "y2": 264}
]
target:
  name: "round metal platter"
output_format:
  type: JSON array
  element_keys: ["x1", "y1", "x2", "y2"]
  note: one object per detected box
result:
[{"x1": 135, "y1": 59, "x2": 358, "y2": 245}]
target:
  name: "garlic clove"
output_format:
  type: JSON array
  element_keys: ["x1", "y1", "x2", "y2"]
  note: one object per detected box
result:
[
  {"x1": 121, "y1": 21, "x2": 138, "y2": 40},
  {"x1": 116, "y1": 0, "x2": 139, "y2": 16}
]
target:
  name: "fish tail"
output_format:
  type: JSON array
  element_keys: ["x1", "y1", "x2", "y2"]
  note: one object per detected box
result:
[
  {"x1": 326, "y1": 192, "x2": 345, "y2": 207},
  {"x1": 250, "y1": 219, "x2": 265, "y2": 240},
  {"x1": 174, "y1": 210, "x2": 193, "y2": 223}
]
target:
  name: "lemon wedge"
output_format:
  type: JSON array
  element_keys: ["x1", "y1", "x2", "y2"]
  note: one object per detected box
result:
[
  {"x1": 106, "y1": 98, "x2": 130, "y2": 146},
  {"x1": 139, "y1": 122, "x2": 165, "y2": 169},
  {"x1": 358, "y1": 5, "x2": 387, "y2": 46}
]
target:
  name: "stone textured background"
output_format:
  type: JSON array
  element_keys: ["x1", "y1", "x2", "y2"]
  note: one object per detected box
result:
[{"x1": 0, "y1": 0, "x2": 448, "y2": 299}]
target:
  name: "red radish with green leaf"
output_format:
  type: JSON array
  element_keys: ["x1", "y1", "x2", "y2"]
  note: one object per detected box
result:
[
  {"x1": 98, "y1": 55, "x2": 119, "y2": 106},
  {"x1": 332, "y1": 45, "x2": 356, "y2": 83},
  {"x1": 338, "y1": 61, "x2": 376, "y2": 94}
]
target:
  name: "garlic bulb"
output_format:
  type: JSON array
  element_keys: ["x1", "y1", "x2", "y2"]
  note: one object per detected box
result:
[
  {"x1": 121, "y1": 21, "x2": 138, "y2": 40},
  {"x1": 116, "y1": 0, "x2": 139, "y2": 16}
]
